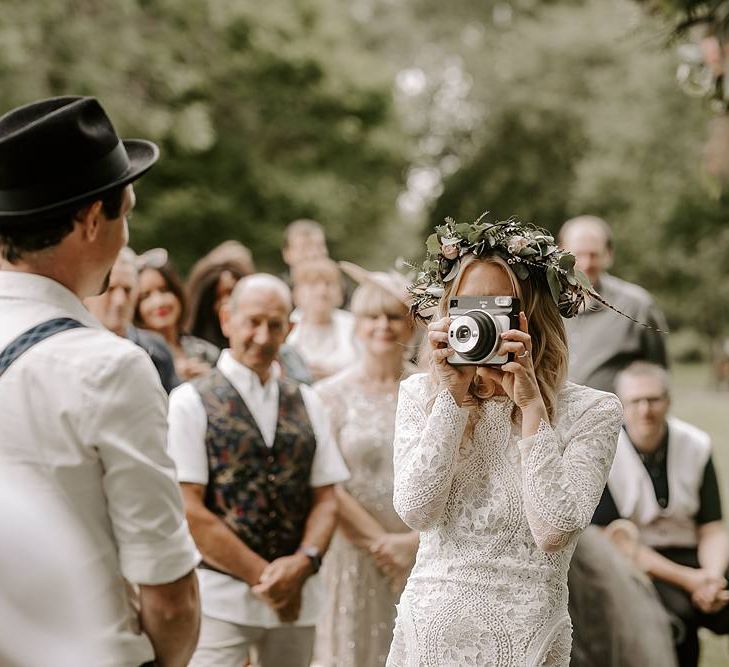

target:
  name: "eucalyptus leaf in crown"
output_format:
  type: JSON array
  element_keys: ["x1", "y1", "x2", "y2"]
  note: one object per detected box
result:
[{"x1": 408, "y1": 212, "x2": 595, "y2": 321}]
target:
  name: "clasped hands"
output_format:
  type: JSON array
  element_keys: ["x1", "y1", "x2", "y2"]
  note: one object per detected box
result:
[
  {"x1": 369, "y1": 532, "x2": 418, "y2": 593},
  {"x1": 684, "y1": 568, "x2": 729, "y2": 614},
  {"x1": 251, "y1": 553, "x2": 311, "y2": 623}
]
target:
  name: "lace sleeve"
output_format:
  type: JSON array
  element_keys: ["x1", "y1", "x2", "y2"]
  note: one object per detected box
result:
[
  {"x1": 392, "y1": 382, "x2": 469, "y2": 530},
  {"x1": 517, "y1": 393, "x2": 623, "y2": 553}
]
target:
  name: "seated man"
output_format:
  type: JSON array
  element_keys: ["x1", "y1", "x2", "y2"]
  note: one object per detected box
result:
[
  {"x1": 85, "y1": 247, "x2": 180, "y2": 393},
  {"x1": 167, "y1": 274, "x2": 349, "y2": 667},
  {"x1": 593, "y1": 361, "x2": 729, "y2": 667}
]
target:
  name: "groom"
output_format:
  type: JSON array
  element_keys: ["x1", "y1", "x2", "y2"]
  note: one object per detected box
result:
[{"x1": 0, "y1": 97, "x2": 200, "y2": 666}]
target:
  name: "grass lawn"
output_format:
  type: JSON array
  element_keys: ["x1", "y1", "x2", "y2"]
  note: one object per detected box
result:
[{"x1": 671, "y1": 363, "x2": 729, "y2": 667}]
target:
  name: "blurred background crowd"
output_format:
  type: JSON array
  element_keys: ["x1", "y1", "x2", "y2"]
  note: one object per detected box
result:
[
  {"x1": 84, "y1": 220, "x2": 367, "y2": 390},
  {"x1": 2, "y1": 0, "x2": 728, "y2": 361},
  {"x1": 2, "y1": 0, "x2": 729, "y2": 665}
]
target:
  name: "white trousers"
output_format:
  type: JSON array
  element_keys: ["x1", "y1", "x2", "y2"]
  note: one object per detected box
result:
[{"x1": 189, "y1": 614, "x2": 315, "y2": 667}]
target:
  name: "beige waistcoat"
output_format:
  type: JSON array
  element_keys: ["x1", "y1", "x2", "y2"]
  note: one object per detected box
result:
[{"x1": 608, "y1": 417, "x2": 711, "y2": 548}]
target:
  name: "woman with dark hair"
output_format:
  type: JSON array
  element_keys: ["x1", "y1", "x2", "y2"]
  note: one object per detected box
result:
[
  {"x1": 136, "y1": 251, "x2": 219, "y2": 380},
  {"x1": 186, "y1": 241, "x2": 255, "y2": 349},
  {"x1": 184, "y1": 240, "x2": 313, "y2": 384}
]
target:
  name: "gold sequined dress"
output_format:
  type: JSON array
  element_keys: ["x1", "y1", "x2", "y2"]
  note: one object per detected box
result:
[{"x1": 314, "y1": 367, "x2": 412, "y2": 667}]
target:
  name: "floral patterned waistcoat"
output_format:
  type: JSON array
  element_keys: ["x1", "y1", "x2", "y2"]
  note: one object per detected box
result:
[{"x1": 194, "y1": 368, "x2": 315, "y2": 563}]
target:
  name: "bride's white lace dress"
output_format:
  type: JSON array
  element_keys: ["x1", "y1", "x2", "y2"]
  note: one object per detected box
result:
[{"x1": 386, "y1": 373, "x2": 623, "y2": 667}]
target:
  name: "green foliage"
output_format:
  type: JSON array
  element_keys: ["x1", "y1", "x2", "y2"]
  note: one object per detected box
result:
[
  {"x1": 397, "y1": 0, "x2": 726, "y2": 334},
  {"x1": 0, "y1": 0, "x2": 407, "y2": 272},
  {"x1": 431, "y1": 106, "x2": 585, "y2": 235},
  {"x1": 636, "y1": 0, "x2": 729, "y2": 29},
  {"x1": 1, "y1": 0, "x2": 727, "y2": 338},
  {"x1": 410, "y1": 213, "x2": 589, "y2": 319},
  {"x1": 667, "y1": 327, "x2": 711, "y2": 362}
]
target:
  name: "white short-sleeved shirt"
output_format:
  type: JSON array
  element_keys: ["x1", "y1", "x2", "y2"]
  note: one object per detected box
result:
[
  {"x1": 167, "y1": 350, "x2": 350, "y2": 627},
  {"x1": 287, "y1": 308, "x2": 359, "y2": 378},
  {"x1": 0, "y1": 272, "x2": 201, "y2": 667}
]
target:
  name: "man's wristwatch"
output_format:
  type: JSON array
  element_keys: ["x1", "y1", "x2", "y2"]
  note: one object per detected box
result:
[{"x1": 298, "y1": 545, "x2": 322, "y2": 573}]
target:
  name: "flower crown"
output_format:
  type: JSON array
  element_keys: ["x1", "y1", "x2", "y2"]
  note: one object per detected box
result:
[{"x1": 408, "y1": 213, "x2": 598, "y2": 321}]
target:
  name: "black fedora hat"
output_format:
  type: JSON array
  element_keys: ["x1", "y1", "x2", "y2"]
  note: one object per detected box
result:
[{"x1": 0, "y1": 96, "x2": 159, "y2": 225}]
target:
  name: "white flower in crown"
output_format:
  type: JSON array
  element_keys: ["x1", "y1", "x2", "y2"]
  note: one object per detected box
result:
[{"x1": 441, "y1": 243, "x2": 459, "y2": 260}]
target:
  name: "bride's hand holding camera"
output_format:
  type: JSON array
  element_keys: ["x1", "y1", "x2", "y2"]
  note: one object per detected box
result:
[
  {"x1": 430, "y1": 311, "x2": 548, "y2": 431},
  {"x1": 428, "y1": 316, "x2": 475, "y2": 406}
]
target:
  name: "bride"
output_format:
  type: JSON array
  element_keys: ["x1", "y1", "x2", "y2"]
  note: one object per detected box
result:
[{"x1": 387, "y1": 216, "x2": 624, "y2": 666}]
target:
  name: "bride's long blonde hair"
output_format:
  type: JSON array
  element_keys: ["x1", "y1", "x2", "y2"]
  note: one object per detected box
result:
[{"x1": 427, "y1": 253, "x2": 569, "y2": 422}]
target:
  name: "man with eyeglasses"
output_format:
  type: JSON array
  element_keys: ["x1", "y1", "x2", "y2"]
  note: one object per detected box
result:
[{"x1": 592, "y1": 361, "x2": 729, "y2": 667}]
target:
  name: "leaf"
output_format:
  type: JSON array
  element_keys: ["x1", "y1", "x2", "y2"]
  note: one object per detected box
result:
[
  {"x1": 558, "y1": 253, "x2": 576, "y2": 271},
  {"x1": 426, "y1": 233, "x2": 441, "y2": 255},
  {"x1": 420, "y1": 305, "x2": 438, "y2": 319},
  {"x1": 546, "y1": 266, "x2": 561, "y2": 304},
  {"x1": 455, "y1": 223, "x2": 471, "y2": 235},
  {"x1": 575, "y1": 270, "x2": 592, "y2": 289},
  {"x1": 441, "y1": 237, "x2": 460, "y2": 246},
  {"x1": 518, "y1": 247, "x2": 537, "y2": 257},
  {"x1": 434, "y1": 225, "x2": 449, "y2": 237}
]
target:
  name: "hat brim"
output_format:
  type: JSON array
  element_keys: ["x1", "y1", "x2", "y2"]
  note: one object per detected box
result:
[
  {"x1": 339, "y1": 260, "x2": 412, "y2": 307},
  {"x1": 0, "y1": 138, "x2": 159, "y2": 224}
]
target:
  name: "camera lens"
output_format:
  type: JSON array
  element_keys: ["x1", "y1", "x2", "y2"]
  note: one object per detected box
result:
[
  {"x1": 448, "y1": 311, "x2": 498, "y2": 362},
  {"x1": 451, "y1": 312, "x2": 498, "y2": 362},
  {"x1": 455, "y1": 325, "x2": 471, "y2": 343}
]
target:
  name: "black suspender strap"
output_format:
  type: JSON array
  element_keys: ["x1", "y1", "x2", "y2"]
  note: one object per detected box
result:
[{"x1": 0, "y1": 317, "x2": 86, "y2": 378}]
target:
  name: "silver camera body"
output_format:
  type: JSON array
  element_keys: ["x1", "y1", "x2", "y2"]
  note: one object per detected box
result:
[{"x1": 447, "y1": 296, "x2": 521, "y2": 366}]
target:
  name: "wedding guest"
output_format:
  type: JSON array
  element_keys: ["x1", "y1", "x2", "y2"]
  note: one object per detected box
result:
[
  {"x1": 559, "y1": 214, "x2": 674, "y2": 665},
  {"x1": 281, "y1": 218, "x2": 328, "y2": 285},
  {"x1": 287, "y1": 257, "x2": 358, "y2": 380},
  {"x1": 559, "y1": 215, "x2": 668, "y2": 393},
  {"x1": 0, "y1": 96, "x2": 200, "y2": 667},
  {"x1": 136, "y1": 255, "x2": 219, "y2": 380},
  {"x1": 186, "y1": 240, "x2": 255, "y2": 349},
  {"x1": 387, "y1": 216, "x2": 623, "y2": 665},
  {"x1": 186, "y1": 240, "x2": 312, "y2": 384},
  {"x1": 85, "y1": 247, "x2": 179, "y2": 393},
  {"x1": 167, "y1": 274, "x2": 349, "y2": 667},
  {"x1": 568, "y1": 525, "x2": 677, "y2": 667},
  {"x1": 315, "y1": 263, "x2": 419, "y2": 667},
  {"x1": 593, "y1": 361, "x2": 729, "y2": 667}
]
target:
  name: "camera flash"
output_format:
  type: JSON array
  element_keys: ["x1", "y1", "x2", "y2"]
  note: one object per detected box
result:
[{"x1": 495, "y1": 296, "x2": 512, "y2": 307}]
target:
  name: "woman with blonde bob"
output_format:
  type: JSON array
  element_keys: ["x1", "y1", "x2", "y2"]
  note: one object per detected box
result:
[
  {"x1": 315, "y1": 263, "x2": 418, "y2": 667},
  {"x1": 387, "y1": 216, "x2": 624, "y2": 667}
]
